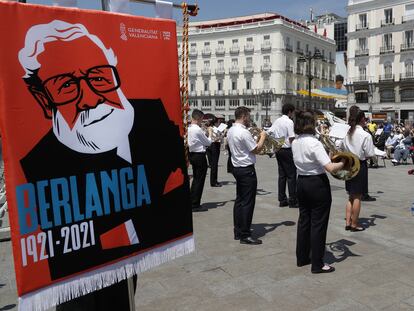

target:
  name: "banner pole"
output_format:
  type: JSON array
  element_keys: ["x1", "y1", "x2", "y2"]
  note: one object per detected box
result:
[{"x1": 128, "y1": 277, "x2": 136, "y2": 311}]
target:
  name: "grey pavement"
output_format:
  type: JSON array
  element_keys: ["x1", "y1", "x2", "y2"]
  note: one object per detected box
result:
[{"x1": 2, "y1": 155, "x2": 414, "y2": 310}]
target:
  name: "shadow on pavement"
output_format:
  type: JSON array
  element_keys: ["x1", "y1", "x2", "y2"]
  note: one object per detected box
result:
[
  {"x1": 219, "y1": 181, "x2": 236, "y2": 186},
  {"x1": 256, "y1": 188, "x2": 272, "y2": 196},
  {"x1": 359, "y1": 214, "x2": 387, "y2": 229},
  {"x1": 325, "y1": 239, "x2": 360, "y2": 264},
  {"x1": 251, "y1": 221, "x2": 296, "y2": 238},
  {"x1": 201, "y1": 200, "x2": 234, "y2": 210},
  {"x1": 0, "y1": 305, "x2": 16, "y2": 311}
]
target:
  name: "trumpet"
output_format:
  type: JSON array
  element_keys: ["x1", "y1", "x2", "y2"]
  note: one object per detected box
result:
[
  {"x1": 249, "y1": 127, "x2": 285, "y2": 155},
  {"x1": 317, "y1": 130, "x2": 360, "y2": 181}
]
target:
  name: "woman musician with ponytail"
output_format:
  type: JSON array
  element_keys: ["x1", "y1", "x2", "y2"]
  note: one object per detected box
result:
[
  {"x1": 341, "y1": 105, "x2": 375, "y2": 232},
  {"x1": 292, "y1": 111, "x2": 345, "y2": 274}
]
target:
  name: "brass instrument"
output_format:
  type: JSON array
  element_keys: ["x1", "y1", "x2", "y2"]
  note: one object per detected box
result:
[
  {"x1": 318, "y1": 132, "x2": 360, "y2": 181},
  {"x1": 249, "y1": 127, "x2": 285, "y2": 155}
]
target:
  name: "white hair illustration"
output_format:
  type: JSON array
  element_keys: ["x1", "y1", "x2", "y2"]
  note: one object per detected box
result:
[{"x1": 18, "y1": 20, "x2": 117, "y2": 78}]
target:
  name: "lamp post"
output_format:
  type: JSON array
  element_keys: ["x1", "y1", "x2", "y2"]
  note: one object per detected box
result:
[
  {"x1": 261, "y1": 89, "x2": 273, "y2": 127},
  {"x1": 297, "y1": 50, "x2": 322, "y2": 110}
]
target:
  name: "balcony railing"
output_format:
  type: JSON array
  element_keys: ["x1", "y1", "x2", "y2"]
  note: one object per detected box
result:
[
  {"x1": 379, "y1": 74, "x2": 395, "y2": 82},
  {"x1": 328, "y1": 58, "x2": 335, "y2": 64},
  {"x1": 261, "y1": 64, "x2": 271, "y2": 72},
  {"x1": 214, "y1": 90, "x2": 225, "y2": 96},
  {"x1": 285, "y1": 44, "x2": 293, "y2": 52},
  {"x1": 229, "y1": 90, "x2": 239, "y2": 96},
  {"x1": 189, "y1": 69, "x2": 197, "y2": 77},
  {"x1": 285, "y1": 65, "x2": 293, "y2": 73},
  {"x1": 189, "y1": 48, "x2": 198, "y2": 57},
  {"x1": 401, "y1": 43, "x2": 414, "y2": 52},
  {"x1": 244, "y1": 44, "x2": 254, "y2": 52},
  {"x1": 296, "y1": 48, "x2": 304, "y2": 55},
  {"x1": 230, "y1": 45, "x2": 240, "y2": 54},
  {"x1": 201, "y1": 68, "x2": 211, "y2": 76},
  {"x1": 350, "y1": 76, "x2": 372, "y2": 83},
  {"x1": 402, "y1": 14, "x2": 414, "y2": 23},
  {"x1": 243, "y1": 66, "x2": 254, "y2": 74},
  {"x1": 201, "y1": 48, "x2": 211, "y2": 56},
  {"x1": 356, "y1": 23, "x2": 369, "y2": 31},
  {"x1": 215, "y1": 47, "x2": 225, "y2": 56},
  {"x1": 400, "y1": 72, "x2": 414, "y2": 80},
  {"x1": 215, "y1": 67, "x2": 225, "y2": 75},
  {"x1": 189, "y1": 91, "x2": 197, "y2": 97},
  {"x1": 229, "y1": 66, "x2": 239, "y2": 74},
  {"x1": 380, "y1": 45, "x2": 395, "y2": 54},
  {"x1": 261, "y1": 42, "x2": 272, "y2": 51},
  {"x1": 296, "y1": 68, "x2": 304, "y2": 75},
  {"x1": 355, "y1": 49, "x2": 369, "y2": 57},
  {"x1": 201, "y1": 90, "x2": 211, "y2": 96},
  {"x1": 381, "y1": 18, "x2": 395, "y2": 27},
  {"x1": 243, "y1": 89, "x2": 254, "y2": 95}
]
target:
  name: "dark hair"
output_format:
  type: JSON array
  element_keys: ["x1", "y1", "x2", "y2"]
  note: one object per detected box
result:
[
  {"x1": 227, "y1": 119, "x2": 235, "y2": 128},
  {"x1": 348, "y1": 105, "x2": 365, "y2": 136},
  {"x1": 234, "y1": 106, "x2": 251, "y2": 120},
  {"x1": 294, "y1": 110, "x2": 316, "y2": 135},
  {"x1": 335, "y1": 75, "x2": 344, "y2": 83},
  {"x1": 192, "y1": 109, "x2": 204, "y2": 121},
  {"x1": 282, "y1": 103, "x2": 295, "y2": 115}
]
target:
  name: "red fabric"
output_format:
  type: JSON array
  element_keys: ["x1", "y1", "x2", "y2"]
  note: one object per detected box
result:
[
  {"x1": 163, "y1": 168, "x2": 184, "y2": 195},
  {"x1": 100, "y1": 223, "x2": 130, "y2": 250}
]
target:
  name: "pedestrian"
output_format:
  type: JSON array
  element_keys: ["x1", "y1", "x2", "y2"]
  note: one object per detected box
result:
[
  {"x1": 227, "y1": 107, "x2": 266, "y2": 245},
  {"x1": 341, "y1": 106, "x2": 375, "y2": 231},
  {"x1": 188, "y1": 109, "x2": 213, "y2": 211},
  {"x1": 293, "y1": 110, "x2": 345, "y2": 273},
  {"x1": 268, "y1": 103, "x2": 297, "y2": 208}
]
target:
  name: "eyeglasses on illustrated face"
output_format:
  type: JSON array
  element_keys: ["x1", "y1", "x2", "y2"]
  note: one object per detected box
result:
[{"x1": 42, "y1": 65, "x2": 121, "y2": 105}]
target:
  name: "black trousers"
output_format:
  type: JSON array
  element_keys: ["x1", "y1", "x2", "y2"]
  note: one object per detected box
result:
[
  {"x1": 296, "y1": 174, "x2": 332, "y2": 271},
  {"x1": 189, "y1": 152, "x2": 208, "y2": 209},
  {"x1": 275, "y1": 148, "x2": 297, "y2": 203},
  {"x1": 207, "y1": 142, "x2": 221, "y2": 185},
  {"x1": 232, "y1": 165, "x2": 257, "y2": 239},
  {"x1": 226, "y1": 145, "x2": 234, "y2": 174}
]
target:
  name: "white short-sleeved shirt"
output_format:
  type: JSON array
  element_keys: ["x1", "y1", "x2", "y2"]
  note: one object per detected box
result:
[
  {"x1": 188, "y1": 124, "x2": 211, "y2": 152},
  {"x1": 292, "y1": 134, "x2": 331, "y2": 175},
  {"x1": 268, "y1": 115, "x2": 295, "y2": 148},
  {"x1": 341, "y1": 125, "x2": 375, "y2": 161},
  {"x1": 227, "y1": 123, "x2": 257, "y2": 167}
]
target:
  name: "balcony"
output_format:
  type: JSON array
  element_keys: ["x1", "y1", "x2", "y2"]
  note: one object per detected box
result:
[
  {"x1": 201, "y1": 90, "x2": 211, "y2": 96},
  {"x1": 229, "y1": 45, "x2": 240, "y2": 54},
  {"x1": 215, "y1": 67, "x2": 225, "y2": 75},
  {"x1": 201, "y1": 48, "x2": 211, "y2": 57},
  {"x1": 296, "y1": 68, "x2": 304, "y2": 75},
  {"x1": 379, "y1": 74, "x2": 395, "y2": 82},
  {"x1": 189, "y1": 69, "x2": 197, "y2": 77},
  {"x1": 402, "y1": 14, "x2": 414, "y2": 23},
  {"x1": 321, "y1": 74, "x2": 328, "y2": 80},
  {"x1": 215, "y1": 47, "x2": 225, "y2": 56},
  {"x1": 189, "y1": 48, "x2": 198, "y2": 57},
  {"x1": 285, "y1": 44, "x2": 293, "y2": 52},
  {"x1": 296, "y1": 48, "x2": 304, "y2": 55},
  {"x1": 243, "y1": 89, "x2": 254, "y2": 95},
  {"x1": 356, "y1": 23, "x2": 369, "y2": 31},
  {"x1": 381, "y1": 18, "x2": 395, "y2": 27},
  {"x1": 244, "y1": 44, "x2": 254, "y2": 53},
  {"x1": 400, "y1": 72, "x2": 414, "y2": 81},
  {"x1": 285, "y1": 65, "x2": 293, "y2": 73},
  {"x1": 189, "y1": 91, "x2": 197, "y2": 97},
  {"x1": 355, "y1": 49, "x2": 369, "y2": 57},
  {"x1": 229, "y1": 90, "x2": 239, "y2": 96},
  {"x1": 229, "y1": 66, "x2": 239, "y2": 74},
  {"x1": 380, "y1": 45, "x2": 395, "y2": 54},
  {"x1": 261, "y1": 41, "x2": 272, "y2": 51},
  {"x1": 261, "y1": 64, "x2": 271, "y2": 73},
  {"x1": 201, "y1": 68, "x2": 211, "y2": 76},
  {"x1": 351, "y1": 76, "x2": 371, "y2": 83},
  {"x1": 243, "y1": 66, "x2": 254, "y2": 74},
  {"x1": 214, "y1": 90, "x2": 225, "y2": 96},
  {"x1": 401, "y1": 43, "x2": 414, "y2": 52},
  {"x1": 328, "y1": 58, "x2": 335, "y2": 64}
]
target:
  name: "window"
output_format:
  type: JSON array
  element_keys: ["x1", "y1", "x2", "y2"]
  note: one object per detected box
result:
[
  {"x1": 204, "y1": 42, "x2": 210, "y2": 47},
  {"x1": 203, "y1": 60, "x2": 210, "y2": 69},
  {"x1": 359, "y1": 14, "x2": 367, "y2": 28},
  {"x1": 402, "y1": 89, "x2": 414, "y2": 102},
  {"x1": 190, "y1": 61, "x2": 196, "y2": 69},
  {"x1": 216, "y1": 99, "x2": 225, "y2": 108},
  {"x1": 204, "y1": 82, "x2": 209, "y2": 92},
  {"x1": 405, "y1": 30, "x2": 413, "y2": 46},
  {"x1": 229, "y1": 99, "x2": 240, "y2": 107},
  {"x1": 263, "y1": 55, "x2": 270, "y2": 64},
  {"x1": 218, "y1": 81, "x2": 222, "y2": 91},
  {"x1": 244, "y1": 99, "x2": 255, "y2": 107},
  {"x1": 190, "y1": 82, "x2": 195, "y2": 92},
  {"x1": 264, "y1": 35, "x2": 270, "y2": 40},
  {"x1": 380, "y1": 89, "x2": 394, "y2": 102},
  {"x1": 232, "y1": 39, "x2": 238, "y2": 45},
  {"x1": 246, "y1": 57, "x2": 253, "y2": 66},
  {"x1": 217, "y1": 59, "x2": 224, "y2": 69},
  {"x1": 297, "y1": 41, "x2": 301, "y2": 49},
  {"x1": 306, "y1": 44, "x2": 309, "y2": 53},
  {"x1": 246, "y1": 80, "x2": 251, "y2": 90},
  {"x1": 247, "y1": 37, "x2": 253, "y2": 43},
  {"x1": 355, "y1": 91, "x2": 368, "y2": 103},
  {"x1": 384, "y1": 62, "x2": 392, "y2": 76},
  {"x1": 406, "y1": 60, "x2": 414, "y2": 75},
  {"x1": 232, "y1": 81, "x2": 237, "y2": 90},
  {"x1": 359, "y1": 38, "x2": 367, "y2": 50},
  {"x1": 383, "y1": 34, "x2": 392, "y2": 49},
  {"x1": 384, "y1": 8, "x2": 393, "y2": 24},
  {"x1": 359, "y1": 65, "x2": 367, "y2": 79},
  {"x1": 189, "y1": 99, "x2": 197, "y2": 107},
  {"x1": 263, "y1": 77, "x2": 270, "y2": 90},
  {"x1": 202, "y1": 99, "x2": 212, "y2": 108},
  {"x1": 191, "y1": 43, "x2": 196, "y2": 48},
  {"x1": 232, "y1": 58, "x2": 238, "y2": 66}
]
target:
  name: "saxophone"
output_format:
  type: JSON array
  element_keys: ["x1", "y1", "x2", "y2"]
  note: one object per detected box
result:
[{"x1": 249, "y1": 127, "x2": 285, "y2": 155}]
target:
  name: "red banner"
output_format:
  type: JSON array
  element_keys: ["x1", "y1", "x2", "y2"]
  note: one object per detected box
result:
[{"x1": 0, "y1": 2, "x2": 193, "y2": 310}]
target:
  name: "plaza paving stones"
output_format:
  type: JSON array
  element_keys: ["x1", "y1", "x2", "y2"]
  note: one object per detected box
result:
[{"x1": 1, "y1": 155, "x2": 414, "y2": 310}]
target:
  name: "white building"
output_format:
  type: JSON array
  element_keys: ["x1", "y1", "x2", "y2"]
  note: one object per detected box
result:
[
  {"x1": 178, "y1": 13, "x2": 336, "y2": 124},
  {"x1": 347, "y1": 0, "x2": 414, "y2": 122}
]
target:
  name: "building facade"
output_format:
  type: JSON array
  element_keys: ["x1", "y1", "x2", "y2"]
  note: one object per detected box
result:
[
  {"x1": 347, "y1": 0, "x2": 414, "y2": 122},
  {"x1": 178, "y1": 13, "x2": 336, "y2": 124}
]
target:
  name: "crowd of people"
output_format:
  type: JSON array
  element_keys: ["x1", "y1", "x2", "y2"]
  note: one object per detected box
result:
[{"x1": 187, "y1": 103, "x2": 396, "y2": 274}]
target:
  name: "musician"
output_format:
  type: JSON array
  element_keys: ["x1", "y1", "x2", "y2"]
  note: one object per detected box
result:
[
  {"x1": 269, "y1": 103, "x2": 297, "y2": 208},
  {"x1": 292, "y1": 111, "x2": 344, "y2": 273},
  {"x1": 225, "y1": 119, "x2": 235, "y2": 174},
  {"x1": 227, "y1": 107, "x2": 266, "y2": 245},
  {"x1": 188, "y1": 109, "x2": 212, "y2": 211},
  {"x1": 341, "y1": 106, "x2": 375, "y2": 231},
  {"x1": 206, "y1": 116, "x2": 222, "y2": 187}
]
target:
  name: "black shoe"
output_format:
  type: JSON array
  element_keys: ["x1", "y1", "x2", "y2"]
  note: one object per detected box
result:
[
  {"x1": 312, "y1": 265, "x2": 335, "y2": 274},
  {"x1": 240, "y1": 237, "x2": 262, "y2": 245},
  {"x1": 297, "y1": 260, "x2": 311, "y2": 267},
  {"x1": 211, "y1": 183, "x2": 222, "y2": 187},
  {"x1": 345, "y1": 225, "x2": 352, "y2": 231},
  {"x1": 192, "y1": 206, "x2": 208, "y2": 212},
  {"x1": 289, "y1": 202, "x2": 299, "y2": 208},
  {"x1": 279, "y1": 201, "x2": 289, "y2": 207},
  {"x1": 361, "y1": 195, "x2": 376, "y2": 202},
  {"x1": 350, "y1": 226, "x2": 365, "y2": 232},
  {"x1": 234, "y1": 235, "x2": 240, "y2": 240}
]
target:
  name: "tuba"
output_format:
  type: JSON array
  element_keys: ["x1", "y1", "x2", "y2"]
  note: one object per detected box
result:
[
  {"x1": 249, "y1": 127, "x2": 285, "y2": 155},
  {"x1": 318, "y1": 131, "x2": 360, "y2": 181}
]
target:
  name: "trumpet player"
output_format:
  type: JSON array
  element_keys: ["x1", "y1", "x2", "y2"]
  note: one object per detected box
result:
[
  {"x1": 292, "y1": 111, "x2": 345, "y2": 273},
  {"x1": 227, "y1": 107, "x2": 266, "y2": 245},
  {"x1": 188, "y1": 109, "x2": 213, "y2": 211},
  {"x1": 206, "y1": 116, "x2": 223, "y2": 187}
]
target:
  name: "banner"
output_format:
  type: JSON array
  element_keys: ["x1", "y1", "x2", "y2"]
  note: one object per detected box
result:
[{"x1": 0, "y1": 2, "x2": 193, "y2": 310}]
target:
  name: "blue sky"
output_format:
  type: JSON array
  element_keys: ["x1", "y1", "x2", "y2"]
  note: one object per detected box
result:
[{"x1": 28, "y1": 0, "x2": 347, "y2": 23}]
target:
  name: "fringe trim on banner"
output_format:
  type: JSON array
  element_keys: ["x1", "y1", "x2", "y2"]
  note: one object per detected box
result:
[{"x1": 18, "y1": 235, "x2": 194, "y2": 311}]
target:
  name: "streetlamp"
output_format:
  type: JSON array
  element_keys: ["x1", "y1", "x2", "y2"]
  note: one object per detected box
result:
[
  {"x1": 261, "y1": 89, "x2": 273, "y2": 127},
  {"x1": 297, "y1": 50, "x2": 322, "y2": 110}
]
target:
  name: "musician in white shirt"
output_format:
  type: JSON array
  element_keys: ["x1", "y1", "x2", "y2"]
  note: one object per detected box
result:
[
  {"x1": 188, "y1": 109, "x2": 212, "y2": 211},
  {"x1": 268, "y1": 103, "x2": 297, "y2": 208},
  {"x1": 227, "y1": 107, "x2": 266, "y2": 245},
  {"x1": 292, "y1": 111, "x2": 344, "y2": 274},
  {"x1": 341, "y1": 106, "x2": 375, "y2": 232}
]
